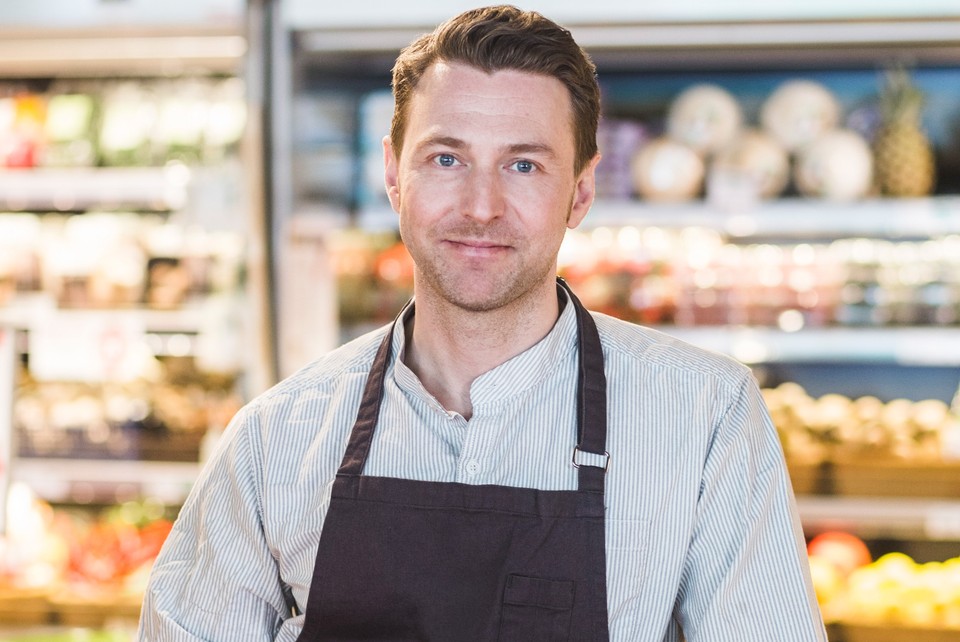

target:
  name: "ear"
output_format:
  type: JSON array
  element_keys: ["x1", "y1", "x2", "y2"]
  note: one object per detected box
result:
[
  {"x1": 567, "y1": 153, "x2": 601, "y2": 229},
  {"x1": 383, "y1": 135, "x2": 401, "y2": 213}
]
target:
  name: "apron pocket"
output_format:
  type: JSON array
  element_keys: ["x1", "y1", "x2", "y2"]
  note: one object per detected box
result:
[{"x1": 498, "y1": 574, "x2": 574, "y2": 641}]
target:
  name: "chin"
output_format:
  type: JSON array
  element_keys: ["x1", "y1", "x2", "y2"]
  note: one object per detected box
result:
[
  {"x1": 450, "y1": 281, "x2": 550, "y2": 314},
  {"x1": 417, "y1": 262, "x2": 555, "y2": 313}
]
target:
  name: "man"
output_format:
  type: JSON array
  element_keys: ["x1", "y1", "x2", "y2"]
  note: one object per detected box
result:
[{"x1": 138, "y1": 6, "x2": 827, "y2": 641}]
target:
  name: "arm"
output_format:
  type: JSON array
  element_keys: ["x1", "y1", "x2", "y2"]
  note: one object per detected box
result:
[
  {"x1": 137, "y1": 404, "x2": 288, "y2": 641},
  {"x1": 675, "y1": 373, "x2": 827, "y2": 641}
]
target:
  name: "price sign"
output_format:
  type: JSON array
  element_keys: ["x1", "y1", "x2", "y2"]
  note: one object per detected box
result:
[
  {"x1": 29, "y1": 310, "x2": 148, "y2": 382},
  {"x1": 0, "y1": 326, "x2": 15, "y2": 535},
  {"x1": 924, "y1": 503, "x2": 960, "y2": 540}
]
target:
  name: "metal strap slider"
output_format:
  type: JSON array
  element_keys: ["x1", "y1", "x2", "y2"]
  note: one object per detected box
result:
[{"x1": 572, "y1": 446, "x2": 610, "y2": 471}]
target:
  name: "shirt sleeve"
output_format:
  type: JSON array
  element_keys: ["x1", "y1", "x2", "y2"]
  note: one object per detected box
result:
[
  {"x1": 674, "y1": 372, "x2": 828, "y2": 641},
  {"x1": 137, "y1": 404, "x2": 288, "y2": 641}
]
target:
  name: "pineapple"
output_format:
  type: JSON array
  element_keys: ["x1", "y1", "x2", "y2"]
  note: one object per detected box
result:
[{"x1": 873, "y1": 66, "x2": 936, "y2": 197}]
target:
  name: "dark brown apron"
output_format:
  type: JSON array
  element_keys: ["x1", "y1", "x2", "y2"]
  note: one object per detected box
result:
[{"x1": 294, "y1": 279, "x2": 610, "y2": 641}]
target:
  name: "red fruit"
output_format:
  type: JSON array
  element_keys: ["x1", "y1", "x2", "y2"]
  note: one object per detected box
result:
[{"x1": 807, "y1": 530, "x2": 872, "y2": 577}]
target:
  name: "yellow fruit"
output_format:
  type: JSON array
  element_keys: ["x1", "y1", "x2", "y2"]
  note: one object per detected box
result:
[
  {"x1": 874, "y1": 67, "x2": 936, "y2": 197},
  {"x1": 808, "y1": 555, "x2": 845, "y2": 606}
]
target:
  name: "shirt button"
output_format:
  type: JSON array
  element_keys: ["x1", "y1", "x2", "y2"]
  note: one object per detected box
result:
[{"x1": 465, "y1": 459, "x2": 481, "y2": 476}]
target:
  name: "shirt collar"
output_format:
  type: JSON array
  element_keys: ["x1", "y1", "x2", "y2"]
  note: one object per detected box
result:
[{"x1": 390, "y1": 288, "x2": 578, "y2": 414}]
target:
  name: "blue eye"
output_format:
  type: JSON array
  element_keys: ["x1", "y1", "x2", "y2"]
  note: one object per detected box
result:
[
  {"x1": 513, "y1": 160, "x2": 535, "y2": 173},
  {"x1": 437, "y1": 154, "x2": 456, "y2": 167}
]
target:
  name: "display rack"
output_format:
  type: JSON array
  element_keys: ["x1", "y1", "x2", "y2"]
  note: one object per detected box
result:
[
  {"x1": 0, "y1": 166, "x2": 191, "y2": 212},
  {"x1": 0, "y1": 26, "x2": 245, "y2": 78},
  {"x1": 276, "y1": 0, "x2": 960, "y2": 601},
  {"x1": 264, "y1": 6, "x2": 960, "y2": 635},
  {"x1": 0, "y1": 18, "x2": 271, "y2": 506},
  {"x1": 354, "y1": 196, "x2": 960, "y2": 238},
  {"x1": 12, "y1": 458, "x2": 201, "y2": 506},
  {"x1": 797, "y1": 495, "x2": 960, "y2": 541}
]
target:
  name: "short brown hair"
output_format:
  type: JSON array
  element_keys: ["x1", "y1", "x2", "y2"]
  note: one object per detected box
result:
[{"x1": 390, "y1": 5, "x2": 600, "y2": 175}]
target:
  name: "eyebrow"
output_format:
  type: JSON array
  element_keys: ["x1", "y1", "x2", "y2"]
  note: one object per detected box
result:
[
  {"x1": 414, "y1": 135, "x2": 558, "y2": 159},
  {"x1": 505, "y1": 142, "x2": 557, "y2": 158}
]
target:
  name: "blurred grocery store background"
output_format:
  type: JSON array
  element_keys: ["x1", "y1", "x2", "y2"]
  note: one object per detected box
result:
[{"x1": 3, "y1": 1, "x2": 960, "y2": 640}]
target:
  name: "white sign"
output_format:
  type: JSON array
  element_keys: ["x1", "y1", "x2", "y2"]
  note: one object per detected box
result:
[
  {"x1": 0, "y1": 327, "x2": 15, "y2": 535},
  {"x1": 29, "y1": 311, "x2": 148, "y2": 383}
]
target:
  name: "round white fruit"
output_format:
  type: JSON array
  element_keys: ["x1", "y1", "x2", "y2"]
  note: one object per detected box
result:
[
  {"x1": 761, "y1": 80, "x2": 841, "y2": 152},
  {"x1": 631, "y1": 136, "x2": 705, "y2": 202},
  {"x1": 795, "y1": 129, "x2": 874, "y2": 201},
  {"x1": 711, "y1": 129, "x2": 790, "y2": 199},
  {"x1": 666, "y1": 84, "x2": 743, "y2": 155}
]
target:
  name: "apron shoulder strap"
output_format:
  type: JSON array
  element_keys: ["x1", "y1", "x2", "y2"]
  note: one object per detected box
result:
[
  {"x1": 558, "y1": 278, "x2": 610, "y2": 493},
  {"x1": 338, "y1": 303, "x2": 410, "y2": 476}
]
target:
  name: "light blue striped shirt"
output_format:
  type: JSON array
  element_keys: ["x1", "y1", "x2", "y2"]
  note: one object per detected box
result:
[{"x1": 138, "y1": 292, "x2": 827, "y2": 641}]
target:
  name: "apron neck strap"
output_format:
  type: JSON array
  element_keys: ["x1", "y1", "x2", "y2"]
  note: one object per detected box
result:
[
  {"x1": 337, "y1": 302, "x2": 404, "y2": 477},
  {"x1": 557, "y1": 278, "x2": 609, "y2": 493},
  {"x1": 339, "y1": 278, "x2": 609, "y2": 493}
]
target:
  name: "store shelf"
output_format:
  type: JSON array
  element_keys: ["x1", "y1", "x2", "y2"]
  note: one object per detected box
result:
[
  {"x1": 0, "y1": 27, "x2": 245, "y2": 77},
  {"x1": 796, "y1": 495, "x2": 960, "y2": 541},
  {"x1": 351, "y1": 196, "x2": 960, "y2": 239},
  {"x1": 660, "y1": 326, "x2": 960, "y2": 365},
  {"x1": 0, "y1": 297, "x2": 208, "y2": 362},
  {"x1": 0, "y1": 166, "x2": 192, "y2": 212},
  {"x1": 0, "y1": 294, "x2": 206, "y2": 333},
  {"x1": 11, "y1": 457, "x2": 201, "y2": 505},
  {"x1": 297, "y1": 17, "x2": 960, "y2": 68},
  {"x1": 827, "y1": 623, "x2": 960, "y2": 642},
  {"x1": 587, "y1": 197, "x2": 960, "y2": 239},
  {"x1": 790, "y1": 459, "x2": 960, "y2": 499}
]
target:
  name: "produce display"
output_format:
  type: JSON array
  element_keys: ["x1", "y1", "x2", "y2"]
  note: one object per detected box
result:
[
  {"x1": 594, "y1": 70, "x2": 941, "y2": 205},
  {"x1": 808, "y1": 530, "x2": 960, "y2": 633},
  {"x1": 0, "y1": 483, "x2": 172, "y2": 628},
  {"x1": 0, "y1": 213, "x2": 245, "y2": 310},
  {"x1": 332, "y1": 230, "x2": 415, "y2": 333},
  {"x1": 763, "y1": 382, "x2": 958, "y2": 463},
  {"x1": 331, "y1": 229, "x2": 960, "y2": 333},
  {"x1": 13, "y1": 356, "x2": 242, "y2": 462},
  {"x1": 0, "y1": 78, "x2": 246, "y2": 169},
  {"x1": 1, "y1": 70, "x2": 251, "y2": 640}
]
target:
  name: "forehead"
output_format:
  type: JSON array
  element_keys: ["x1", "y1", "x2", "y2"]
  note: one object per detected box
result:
[
  {"x1": 416, "y1": 60, "x2": 569, "y2": 100},
  {"x1": 404, "y1": 61, "x2": 575, "y2": 146}
]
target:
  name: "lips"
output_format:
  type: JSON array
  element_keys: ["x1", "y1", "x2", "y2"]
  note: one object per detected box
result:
[
  {"x1": 451, "y1": 239, "x2": 507, "y2": 249},
  {"x1": 445, "y1": 238, "x2": 511, "y2": 257}
]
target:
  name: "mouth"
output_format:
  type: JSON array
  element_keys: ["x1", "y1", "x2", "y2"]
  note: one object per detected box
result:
[{"x1": 445, "y1": 238, "x2": 511, "y2": 257}]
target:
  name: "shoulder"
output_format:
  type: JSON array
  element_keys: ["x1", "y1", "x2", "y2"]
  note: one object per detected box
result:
[
  {"x1": 218, "y1": 325, "x2": 391, "y2": 481},
  {"x1": 591, "y1": 311, "x2": 751, "y2": 387},
  {"x1": 243, "y1": 324, "x2": 389, "y2": 417}
]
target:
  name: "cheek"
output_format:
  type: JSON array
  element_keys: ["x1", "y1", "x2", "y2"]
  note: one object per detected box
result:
[{"x1": 400, "y1": 170, "x2": 455, "y2": 207}]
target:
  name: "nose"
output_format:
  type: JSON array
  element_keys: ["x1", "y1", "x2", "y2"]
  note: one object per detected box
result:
[{"x1": 460, "y1": 166, "x2": 505, "y2": 222}]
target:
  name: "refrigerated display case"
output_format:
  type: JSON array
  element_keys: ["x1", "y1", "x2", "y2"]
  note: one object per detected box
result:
[
  {"x1": 0, "y1": 0, "x2": 274, "y2": 630},
  {"x1": 270, "y1": 3, "x2": 960, "y2": 637}
]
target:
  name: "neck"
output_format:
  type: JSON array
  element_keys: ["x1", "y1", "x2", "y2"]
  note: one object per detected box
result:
[{"x1": 403, "y1": 279, "x2": 560, "y2": 420}]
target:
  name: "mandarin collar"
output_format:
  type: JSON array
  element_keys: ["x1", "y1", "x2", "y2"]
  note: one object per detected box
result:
[{"x1": 390, "y1": 289, "x2": 579, "y2": 413}]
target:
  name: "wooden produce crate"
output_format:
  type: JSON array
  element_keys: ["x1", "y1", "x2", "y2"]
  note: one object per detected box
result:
[
  {"x1": 828, "y1": 623, "x2": 960, "y2": 641},
  {"x1": 0, "y1": 588, "x2": 51, "y2": 626},
  {"x1": 788, "y1": 458, "x2": 960, "y2": 498},
  {"x1": 48, "y1": 592, "x2": 141, "y2": 628}
]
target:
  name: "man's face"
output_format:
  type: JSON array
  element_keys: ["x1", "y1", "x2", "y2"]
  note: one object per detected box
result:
[{"x1": 384, "y1": 61, "x2": 599, "y2": 313}]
